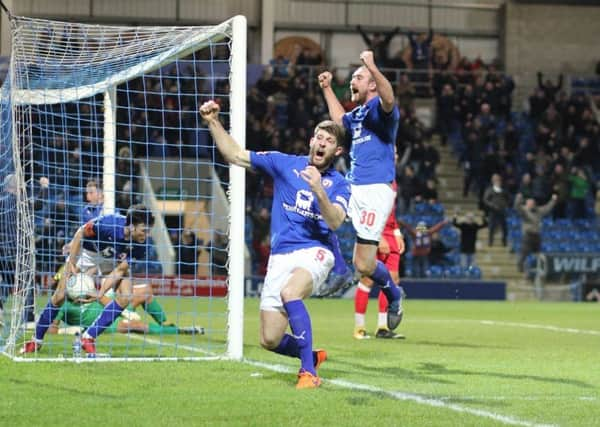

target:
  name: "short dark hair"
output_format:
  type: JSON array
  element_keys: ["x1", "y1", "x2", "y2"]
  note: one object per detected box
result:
[
  {"x1": 86, "y1": 179, "x2": 102, "y2": 191},
  {"x1": 126, "y1": 203, "x2": 155, "y2": 227},
  {"x1": 314, "y1": 120, "x2": 346, "y2": 147}
]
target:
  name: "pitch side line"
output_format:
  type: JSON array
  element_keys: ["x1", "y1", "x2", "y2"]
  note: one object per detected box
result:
[
  {"x1": 417, "y1": 318, "x2": 600, "y2": 336},
  {"x1": 135, "y1": 336, "x2": 555, "y2": 427},
  {"x1": 245, "y1": 360, "x2": 555, "y2": 427},
  {"x1": 480, "y1": 320, "x2": 600, "y2": 336}
]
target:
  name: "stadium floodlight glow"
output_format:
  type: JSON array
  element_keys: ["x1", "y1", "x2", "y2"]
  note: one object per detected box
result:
[{"x1": 0, "y1": 14, "x2": 247, "y2": 362}]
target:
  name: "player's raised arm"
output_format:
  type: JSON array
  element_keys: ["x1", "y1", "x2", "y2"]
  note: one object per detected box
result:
[
  {"x1": 359, "y1": 50, "x2": 395, "y2": 113},
  {"x1": 199, "y1": 100, "x2": 251, "y2": 169},
  {"x1": 318, "y1": 71, "x2": 346, "y2": 125}
]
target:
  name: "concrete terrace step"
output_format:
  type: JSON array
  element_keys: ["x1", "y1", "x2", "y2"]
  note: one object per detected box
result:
[{"x1": 428, "y1": 134, "x2": 525, "y2": 291}]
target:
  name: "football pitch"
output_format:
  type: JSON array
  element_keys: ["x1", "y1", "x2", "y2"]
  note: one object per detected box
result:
[{"x1": 2, "y1": 298, "x2": 598, "y2": 426}]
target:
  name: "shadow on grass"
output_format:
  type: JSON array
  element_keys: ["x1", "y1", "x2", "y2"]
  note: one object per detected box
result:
[
  {"x1": 418, "y1": 362, "x2": 595, "y2": 389},
  {"x1": 410, "y1": 339, "x2": 510, "y2": 350},
  {"x1": 317, "y1": 357, "x2": 456, "y2": 385},
  {"x1": 9, "y1": 377, "x2": 120, "y2": 399}
]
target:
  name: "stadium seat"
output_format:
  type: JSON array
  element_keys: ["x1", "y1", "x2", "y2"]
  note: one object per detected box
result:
[
  {"x1": 443, "y1": 265, "x2": 463, "y2": 279},
  {"x1": 426, "y1": 265, "x2": 443, "y2": 278},
  {"x1": 465, "y1": 265, "x2": 482, "y2": 279}
]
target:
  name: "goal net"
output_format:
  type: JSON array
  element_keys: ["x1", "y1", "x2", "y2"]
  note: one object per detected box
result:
[{"x1": 0, "y1": 14, "x2": 246, "y2": 361}]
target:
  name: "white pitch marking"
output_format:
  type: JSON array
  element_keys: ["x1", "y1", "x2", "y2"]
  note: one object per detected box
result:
[
  {"x1": 480, "y1": 320, "x2": 600, "y2": 336},
  {"x1": 415, "y1": 318, "x2": 600, "y2": 336},
  {"x1": 134, "y1": 338, "x2": 557, "y2": 427}
]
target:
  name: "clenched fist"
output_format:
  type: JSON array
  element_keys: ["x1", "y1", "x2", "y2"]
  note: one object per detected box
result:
[
  {"x1": 318, "y1": 71, "x2": 333, "y2": 89},
  {"x1": 359, "y1": 50, "x2": 375, "y2": 69},
  {"x1": 199, "y1": 100, "x2": 221, "y2": 122}
]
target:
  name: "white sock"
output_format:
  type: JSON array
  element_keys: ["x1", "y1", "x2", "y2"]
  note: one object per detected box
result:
[{"x1": 355, "y1": 313, "x2": 365, "y2": 329}]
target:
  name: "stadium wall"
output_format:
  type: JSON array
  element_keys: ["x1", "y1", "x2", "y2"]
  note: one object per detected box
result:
[
  {"x1": 369, "y1": 280, "x2": 507, "y2": 301},
  {"x1": 503, "y1": 0, "x2": 600, "y2": 76},
  {"x1": 8, "y1": 0, "x2": 600, "y2": 75},
  {"x1": 8, "y1": 1, "x2": 501, "y2": 65},
  {"x1": 401, "y1": 280, "x2": 506, "y2": 301}
]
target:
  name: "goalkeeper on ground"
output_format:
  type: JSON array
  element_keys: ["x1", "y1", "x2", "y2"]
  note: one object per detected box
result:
[
  {"x1": 21, "y1": 204, "x2": 157, "y2": 355},
  {"x1": 47, "y1": 283, "x2": 203, "y2": 336}
]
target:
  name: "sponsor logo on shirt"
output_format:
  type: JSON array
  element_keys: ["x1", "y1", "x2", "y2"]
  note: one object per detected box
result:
[
  {"x1": 352, "y1": 134, "x2": 372, "y2": 144},
  {"x1": 282, "y1": 189, "x2": 322, "y2": 220},
  {"x1": 352, "y1": 123, "x2": 362, "y2": 139},
  {"x1": 295, "y1": 189, "x2": 313, "y2": 210}
]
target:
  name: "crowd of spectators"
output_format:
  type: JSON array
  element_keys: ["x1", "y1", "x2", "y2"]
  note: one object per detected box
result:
[
  {"x1": 3, "y1": 34, "x2": 599, "y2": 281},
  {"x1": 433, "y1": 61, "x2": 600, "y2": 219}
]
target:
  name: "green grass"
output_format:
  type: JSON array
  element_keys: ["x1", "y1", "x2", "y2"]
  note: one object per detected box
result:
[{"x1": 2, "y1": 298, "x2": 599, "y2": 426}]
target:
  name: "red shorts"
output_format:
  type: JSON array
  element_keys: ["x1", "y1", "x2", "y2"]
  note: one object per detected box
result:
[{"x1": 377, "y1": 232, "x2": 400, "y2": 273}]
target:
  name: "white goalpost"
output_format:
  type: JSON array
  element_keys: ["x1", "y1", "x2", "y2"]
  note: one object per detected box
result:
[{"x1": 0, "y1": 13, "x2": 246, "y2": 361}]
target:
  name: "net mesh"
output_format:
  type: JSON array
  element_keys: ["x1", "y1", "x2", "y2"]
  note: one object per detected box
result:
[{"x1": 1, "y1": 15, "x2": 243, "y2": 360}]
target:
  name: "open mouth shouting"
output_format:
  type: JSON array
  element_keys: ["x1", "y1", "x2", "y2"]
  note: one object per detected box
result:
[{"x1": 312, "y1": 147, "x2": 326, "y2": 163}]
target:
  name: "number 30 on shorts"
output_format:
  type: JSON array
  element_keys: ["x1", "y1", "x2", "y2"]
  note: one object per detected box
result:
[{"x1": 359, "y1": 210, "x2": 376, "y2": 227}]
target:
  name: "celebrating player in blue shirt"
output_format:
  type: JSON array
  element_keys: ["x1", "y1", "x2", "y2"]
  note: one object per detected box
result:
[
  {"x1": 318, "y1": 50, "x2": 404, "y2": 331},
  {"x1": 200, "y1": 100, "x2": 350, "y2": 389},
  {"x1": 80, "y1": 179, "x2": 104, "y2": 224},
  {"x1": 21, "y1": 204, "x2": 155, "y2": 355}
]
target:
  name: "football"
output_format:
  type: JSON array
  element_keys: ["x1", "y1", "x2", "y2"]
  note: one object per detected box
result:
[{"x1": 66, "y1": 273, "x2": 96, "y2": 300}]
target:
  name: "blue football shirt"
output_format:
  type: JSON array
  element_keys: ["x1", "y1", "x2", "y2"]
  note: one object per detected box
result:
[
  {"x1": 342, "y1": 96, "x2": 400, "y2": 185},
  {"x1": 81, "y1": 214, "x2": 145, "y2": 262},
  {"x1": 250, "y1": 151, "x2": 351, "y2": 255},
  {"x1": 80, "y1": 203, "x2": 103, "y2": 224}
]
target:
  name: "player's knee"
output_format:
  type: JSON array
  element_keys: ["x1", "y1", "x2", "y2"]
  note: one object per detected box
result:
[
  {"x1": 280, "y1": 286, "x2": 303, "y2": 302},
  {"x1": 114, "y1": 294, "x2": 130, "y2": 308},
  {"x1": 132, "y1": 283, "x2": 152, "y2": 305},
  {"x1": 259, "y1": 335, "x2": 279, "y2": 350},
  {"x1": 50, "y1": 295, "x2": 64, "y2": 306},
  {"x1": 354, "y1": 257, "x2": 375, "y2": 276},
  {"x1": 51, "y1": 289, "x2": 66, "y2": 306}
]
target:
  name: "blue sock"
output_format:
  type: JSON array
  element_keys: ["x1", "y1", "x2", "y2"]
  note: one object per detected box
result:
[
  {"x1": 35, "y1": 301, "x2": 60, "y2": 341},
  {"x1": 370, "y1": 260, "x2": 400, "y2": 303},
  {"x1": 284, "y1": 300, "x2": 315, "y2": 375},
  {"x1": 272, "y1": 333, "x2": 300, "y2": 358},
  {"x1": 85, "y1": 300, "x2": 124, "y2": 339},
  {"x1": 273, "y1": 334, "x2": 321, "y2": 367},
  {"x1": 330, "y1": 233, "x2": 349, "y2": 275}
]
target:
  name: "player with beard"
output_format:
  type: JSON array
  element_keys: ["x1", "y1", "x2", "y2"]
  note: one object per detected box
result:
[{"x1": 200, "y1": 100, "x2": 350, "y2": 389}]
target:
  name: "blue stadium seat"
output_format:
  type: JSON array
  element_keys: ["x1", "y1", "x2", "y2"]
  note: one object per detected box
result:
[
  {"x1": 443, "y1": 265, "x2": 463, "y2": 279},
  {"x1": 542, "y1": 241, "x2": 558, "y2": 252},
  {"x1": 413, "y1": 203, "x2": 428, "y2": 216},
  {"x1": 465, "y1": 265, "x2": 482, "y2": 279},
  {"x1": 426, "y1": 265, "x2": 444, "y2": 278},
  {"x1": 430, "y1": 203, "x2": 445, "y2": 217}
]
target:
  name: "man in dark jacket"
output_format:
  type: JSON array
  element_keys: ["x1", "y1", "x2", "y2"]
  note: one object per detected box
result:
[
  {"x1": 452, "y1": 212, "x2": 487, "y2": 268},
  {"x1": 483, "y1": 174, "x2": 511, "y2": 246}
]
